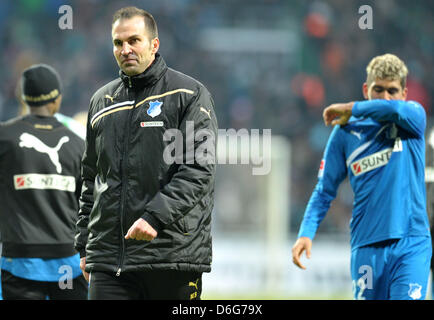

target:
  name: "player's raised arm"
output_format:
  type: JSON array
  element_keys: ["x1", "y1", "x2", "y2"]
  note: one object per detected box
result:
[
  {"x1": 323, "y1": 102, "x2": 354, "y2": 126},
  {"x1": 352, "y1": 99, "x2": 426, "y2": 138},
  {"x1": 323, "y1": 99, "x2": 426, "y2": 139}
]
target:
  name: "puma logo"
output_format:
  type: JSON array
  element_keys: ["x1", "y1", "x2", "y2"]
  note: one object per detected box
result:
[
  {"x1": 188, "y1": 279, "x2": 199, "y2": 290},
  {"x1": 200, "y1": 107, "x2": 211, "y2": 119},
  {"x1": 105, "y1": 94, "x2": 115, "y2": 103},
  {"x1": 350, "y1": 130, "x2": 362, "y2": 140},
  {"x1": 188, "y1": 278, "x2": 199, "y2": 300},
  {"x1": 19, "y1": 133, "x2": 69, "y2": 174}
]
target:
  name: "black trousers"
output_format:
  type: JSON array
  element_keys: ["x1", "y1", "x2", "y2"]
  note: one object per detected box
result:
[
  {"x1": 89, "y1": 269, "x2": 202, "y2": 300},
  {"x1": 1, "y1": 270, "x2": 88, "y2": 300}
]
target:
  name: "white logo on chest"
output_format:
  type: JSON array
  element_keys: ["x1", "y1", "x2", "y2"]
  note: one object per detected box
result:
[
  {"x1": 350, "y1": 130, "x2": 362, "y2": 140},
  {"x1": 350, "y1": 137, "x2": 402, "y2": 176},
  {"x1": 19, "y1": 133, "x2": 69, "y2": 174}
]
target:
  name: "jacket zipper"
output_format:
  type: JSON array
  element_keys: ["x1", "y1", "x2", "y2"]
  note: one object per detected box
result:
[{"x1": 116, "y1": 77, "x2": 134, "y2": 277}]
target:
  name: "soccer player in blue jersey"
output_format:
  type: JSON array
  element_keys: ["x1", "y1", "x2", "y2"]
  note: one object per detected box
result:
[{"x1": 292, "y1": 54, "x2": 432, "y2": 300}]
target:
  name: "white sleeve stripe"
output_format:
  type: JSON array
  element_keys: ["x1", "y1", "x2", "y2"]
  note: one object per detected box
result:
[{"x1": 90, "y1": 100, "x2": 135, "y2": 125}]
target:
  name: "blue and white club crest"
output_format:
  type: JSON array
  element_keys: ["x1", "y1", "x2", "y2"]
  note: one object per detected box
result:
[
  {"x1": 408, "y1": 283, "x2": 422, "y2": 300},
  {"x1": 147, "y1": 100, "x2": 163, "y2": 118}
]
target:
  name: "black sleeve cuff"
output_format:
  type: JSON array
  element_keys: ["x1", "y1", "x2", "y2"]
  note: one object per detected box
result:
[
  {"x1": 77, "y1": 249, "x2": 86, "y2": 258},
  {"x1": 141, "y1": 211, "x2": 164, "y2": 233}
]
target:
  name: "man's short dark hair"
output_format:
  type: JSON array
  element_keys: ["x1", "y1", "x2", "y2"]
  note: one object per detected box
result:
[{"x1": 112, "y1": 6, "x2": 158, "y2": 38}]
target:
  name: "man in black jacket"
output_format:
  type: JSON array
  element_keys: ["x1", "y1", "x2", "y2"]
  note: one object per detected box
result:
[
  {"x1": 0, "y1": 64, "x2": 87, "y2": 299},
  {"x1": 75, "y1": 6, "x2": 217, "y2": 300}
]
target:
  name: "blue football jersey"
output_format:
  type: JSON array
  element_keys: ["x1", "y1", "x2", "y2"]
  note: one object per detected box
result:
[{"x1": 298, "y1": 99, "x2": 431, "y2": 249}]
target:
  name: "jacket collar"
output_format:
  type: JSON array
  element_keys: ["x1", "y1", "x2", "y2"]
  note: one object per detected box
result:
[{"x1": 119, "y1": 53, "x2": 167, "y2": 90}]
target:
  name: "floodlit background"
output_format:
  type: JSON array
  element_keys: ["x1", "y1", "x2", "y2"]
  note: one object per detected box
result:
[{"x1": 0, "y1": 0, "x2": 433, "y2": 299}]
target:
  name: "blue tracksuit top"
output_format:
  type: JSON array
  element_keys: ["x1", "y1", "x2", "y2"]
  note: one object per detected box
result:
[{"x1": 298, "y1": 99, "x2": 431, "y2": 250}]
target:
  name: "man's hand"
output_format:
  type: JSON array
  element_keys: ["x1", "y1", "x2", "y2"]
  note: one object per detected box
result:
[
  {"x1": 292, "y1": 237, "x2": 312, "y2": 270},
  {"x1": 323, "y1": 102, "x2": 354, "y2": 126},
  {"x1": 125, "y1": 218, "x2": 157, "y2": 241},
  {"x1": 80, "y1": 257, "x2": 90, "y2": 282}
]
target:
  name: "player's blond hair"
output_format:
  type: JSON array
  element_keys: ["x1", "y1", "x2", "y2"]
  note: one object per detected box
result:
[{"x1": 366, "y1": 53, "x2": 408, "y2": 89}]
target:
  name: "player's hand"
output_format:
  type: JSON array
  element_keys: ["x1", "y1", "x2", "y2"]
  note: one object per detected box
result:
[
  {"x1": 292, "y1": 237, "x2": 312, "y2": 270},
  {"x1": 323, "y1": 102, "x2": 354, "y2": 126},
  {"x1": 125, "y1": 218, "x2": 158, "y2": 241},
  {"x1": 80, "y1": 257, "x2": 90, "y2": 282}
]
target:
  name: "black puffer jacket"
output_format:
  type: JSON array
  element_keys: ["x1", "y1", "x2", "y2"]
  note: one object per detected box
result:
[{"x1": 75, "y1": 54, "x2": 217, "y2": 275}]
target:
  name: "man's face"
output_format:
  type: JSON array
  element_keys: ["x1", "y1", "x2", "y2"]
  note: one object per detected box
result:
[
  {"x1": 363, "y1": 78, "x2": 407, "y2": 101},
  {"x1": 112, "y1": 16, "x2": 159, "y2": 76}
]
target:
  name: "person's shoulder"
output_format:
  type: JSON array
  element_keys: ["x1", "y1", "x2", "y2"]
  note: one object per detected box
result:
[
  {"x1": 54, "y1": 113, "x2": 86, "y2": 142},
  {"x1": 0, "y1": 115, "x2": 25, "y2": 130},
  {"x1": 165, "y1": 67, "x2": 210, "y2": 94},
  {"x1": 60, "y1": 125, "x2": 86, "y2": 147},
  {"x1": 90, "y1": 78, "x2": 123, "y2": 103}
]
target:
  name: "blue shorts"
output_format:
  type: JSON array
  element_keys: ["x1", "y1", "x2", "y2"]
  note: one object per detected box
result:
[{"x1": 351, "y1": 236, "x2": 432, "y2": 300}]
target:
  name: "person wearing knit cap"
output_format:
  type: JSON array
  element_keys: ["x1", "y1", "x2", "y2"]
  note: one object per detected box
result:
[
  {"x1": 0, "y1": 64, "x2": 88, "y2": 300},
  {"x1": 13, "y1": 65, "x2": 87, "y2": 140},
  {"x1": 21, "y1": 64, "x2": 62, "y2": 108}
]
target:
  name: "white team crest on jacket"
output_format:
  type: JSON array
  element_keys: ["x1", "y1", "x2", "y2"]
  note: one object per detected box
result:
[
  {"x1": 147, "y1": 100, "x2": 163, "y2": 118},
  {"x1": 19, "y1": 133, "x2": 69, "y2": 174},
  {"x1": 408, "y1": 283, "x2": 422, "y2": 300}
]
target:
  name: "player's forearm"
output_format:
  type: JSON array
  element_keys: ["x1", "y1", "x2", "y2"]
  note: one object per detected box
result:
[
  {"x1": 353, "y1": 100, "x2": 426, "y2": 137},
  {"x1": 298, "y1": 189, "x2": 333, "y2": 239},
  {"x1": 297, "y1": 211, "x2": 325, "y2": 240}
]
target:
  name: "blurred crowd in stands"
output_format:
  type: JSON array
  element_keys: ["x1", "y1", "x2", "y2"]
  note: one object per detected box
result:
[{"x1": 0, "y1": 0, "x2": 433, "y2": 236}]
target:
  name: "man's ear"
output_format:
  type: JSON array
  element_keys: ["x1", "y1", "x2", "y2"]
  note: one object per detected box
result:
[
  {"x1": 151, "y1": 38, "x2": 160, "y2": 54},
  {"x1": 362, "y1": 82, "x2": 369, "y2": 100},
  {"x1": 402, "y1": 87, "x2": 408, "y2": 100},
  {"x1": 51, "y1": 95, "x2": 62, "y2": 115}
]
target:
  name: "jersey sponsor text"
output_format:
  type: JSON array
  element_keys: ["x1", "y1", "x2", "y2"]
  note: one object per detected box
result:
[{"x1": 14, "y1": 174, "x2": 76, "y2": 192}]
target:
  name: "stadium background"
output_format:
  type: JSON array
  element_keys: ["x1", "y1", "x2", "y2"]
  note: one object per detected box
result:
[{"x1": 0, "y1": 0, "x2": 433, "y2": 299}]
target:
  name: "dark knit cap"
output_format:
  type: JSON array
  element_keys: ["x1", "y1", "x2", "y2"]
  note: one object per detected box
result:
[{"x1": 21, "y1": 64, "x2": 62, "y2": 107}]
